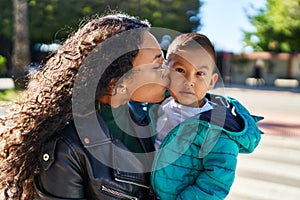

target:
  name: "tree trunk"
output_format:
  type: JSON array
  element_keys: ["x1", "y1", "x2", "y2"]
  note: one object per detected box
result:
[
  {"x1": 11, "y1": 0, "x2": 30, "y2": 89},
  {"x1": 286, "y1": 54, "x2": 293, "y2": 79}
]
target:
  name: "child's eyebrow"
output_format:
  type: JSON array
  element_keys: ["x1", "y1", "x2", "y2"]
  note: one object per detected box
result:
[
  {"x1": 196, "y1": 65, "x2": 210, "y2": 71},
  {"x1": 169, "y1": 61, "x2": 185, "y2": 69},
  {"x1": 172, "y1": 61, "x2": 181, "y2": 66},
  {"x1": 171, "y1": 61, "x2": 211, "y2": 71}
]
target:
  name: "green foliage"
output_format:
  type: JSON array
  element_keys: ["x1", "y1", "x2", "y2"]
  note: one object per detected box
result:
[
  {"x1": 244, "y1": 0, "x2": 300, "y2": 52},
  {"x1": 0, "y1": 55, "x2": 7, "y2": 76},
  {"x1": 0, "y1": 89, "x2": 22, "y2": 102},
  {"x1": 0, "y1": 0, "x2": 201, "y2": 52},
  {"x1": 0, "y1": 0, "x2": 13, "y2": 52}
]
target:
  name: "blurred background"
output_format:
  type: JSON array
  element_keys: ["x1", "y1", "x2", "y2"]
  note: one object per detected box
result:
[
  {"x1": 0, "y1": 0, "x2": 300, "y2": 88},
  {"x1": 1, "y1": 0, "x2": 300, "y2": 89},
  {"x1": 0, "y1": 0, "x2": 300, "y2": 199}
]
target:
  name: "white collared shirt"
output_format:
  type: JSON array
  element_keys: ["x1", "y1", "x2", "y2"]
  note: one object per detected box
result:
[{"x1": 155, "y1": 96, "x2": 213, "y2": 150}]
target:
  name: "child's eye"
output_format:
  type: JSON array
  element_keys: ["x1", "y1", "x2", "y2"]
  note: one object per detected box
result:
[
  {"x1": 175, "y1": 68, "x2": 184, "y2": 73},
  {"x1": 197, "y1": 71, "x2": 206, "y2": 76}
]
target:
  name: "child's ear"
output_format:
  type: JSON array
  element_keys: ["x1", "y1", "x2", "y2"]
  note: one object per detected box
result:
[{"x1": 208, "y1": 73, "x2": 219, "y2": 90}]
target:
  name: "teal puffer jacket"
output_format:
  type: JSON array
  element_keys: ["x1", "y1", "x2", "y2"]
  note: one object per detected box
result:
[{"x1": 150, "y1": 94, "x2": 263, "y2": 200}]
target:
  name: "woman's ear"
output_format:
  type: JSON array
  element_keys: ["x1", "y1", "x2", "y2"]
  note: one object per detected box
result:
[
  {"x1": 117, "y1": 84, "x2": 128, "y2": 95},
  {"x1": 208, "y1": 73, "x2": 219, "y2": 90},
  {"x1": 108, "y1": 78, "x2": 119, "y2": 92}
]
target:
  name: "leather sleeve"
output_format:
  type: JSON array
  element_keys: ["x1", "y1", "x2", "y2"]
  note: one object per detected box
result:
[{"x1": 35, "y1": 127, "x2": 87, "y2": 199}]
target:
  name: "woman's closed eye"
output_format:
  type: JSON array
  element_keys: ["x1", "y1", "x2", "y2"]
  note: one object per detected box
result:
[{"x1": 152, "y1": 63, "x2": 164, "y2": 71}]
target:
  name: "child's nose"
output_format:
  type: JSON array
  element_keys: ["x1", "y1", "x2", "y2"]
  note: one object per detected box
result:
[{"x1": 184, "y1": 75, "x2": 195, "y2": 86}]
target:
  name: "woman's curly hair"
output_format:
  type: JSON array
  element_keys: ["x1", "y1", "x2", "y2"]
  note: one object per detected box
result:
[{"x1": 0, "y1": 13, "x2": 149, "y2": 199}]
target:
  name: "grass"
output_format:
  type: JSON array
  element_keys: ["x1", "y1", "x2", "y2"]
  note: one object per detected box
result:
[{"x1": 0, "y1": 89, "x2": 23, "y2": 103}]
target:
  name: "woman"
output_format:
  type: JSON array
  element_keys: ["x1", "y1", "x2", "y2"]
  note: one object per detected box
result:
[{"x1": 0, "y1": 13, "x2": 168, "y2": 199}]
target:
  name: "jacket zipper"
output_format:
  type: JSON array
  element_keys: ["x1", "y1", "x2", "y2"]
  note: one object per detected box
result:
[
  {"x1": 115, "y1": 177, "x2": 150, "y2": 189},
  {"x1": 101, "y1": 185, "x2": 138, "y2": 200}
]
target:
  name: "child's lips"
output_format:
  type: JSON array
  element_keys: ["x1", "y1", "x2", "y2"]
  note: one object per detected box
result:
[{"x1": 179, "y1": 91, "x2": 195, "y2": 96}]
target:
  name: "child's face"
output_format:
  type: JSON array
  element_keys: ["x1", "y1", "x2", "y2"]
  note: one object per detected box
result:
[{"x1": 168, "y1": 47, "x2": 218, "y2": 107}]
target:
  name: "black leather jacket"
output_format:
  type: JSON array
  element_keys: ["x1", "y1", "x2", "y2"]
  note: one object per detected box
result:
[{"x1": 35, "y1": 109, "x2": 157, "y2": 200}]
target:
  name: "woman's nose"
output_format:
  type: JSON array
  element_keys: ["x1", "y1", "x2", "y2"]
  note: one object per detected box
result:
[{"x1": 161, "y1": 63, "x2": 170, "y2": 78}]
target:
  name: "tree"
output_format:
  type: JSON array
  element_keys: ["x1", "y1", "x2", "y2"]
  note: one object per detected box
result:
[
  {"x1": 25, "y1": 0, "x2": 200, "y2": 44},
  {"x1": 11, "y1": 0, "x2": 30, "y2": 88},
  {"x1": 243, "y1": 0, "x2": 300, "y2": 52},
  {"x1": 0, "y1": 0, "x2": 201, "y2": 84},
  {"x1": 0, "y1": 0, "x2": 200, "y2": 46}
]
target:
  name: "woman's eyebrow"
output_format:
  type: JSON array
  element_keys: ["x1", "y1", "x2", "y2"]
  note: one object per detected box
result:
[{"x1": 153, "y1": 54, "x2": 162, "y2": 61}]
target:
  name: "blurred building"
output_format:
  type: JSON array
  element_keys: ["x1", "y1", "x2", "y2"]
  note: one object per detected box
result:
[{"x1": 216, "y1": 51, "x2": 300, "y2": 88}]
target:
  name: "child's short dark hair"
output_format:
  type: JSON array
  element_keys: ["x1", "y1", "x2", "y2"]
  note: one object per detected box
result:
[{"x1": 166, "y1": 33, "x2": 216, "y2": 62}]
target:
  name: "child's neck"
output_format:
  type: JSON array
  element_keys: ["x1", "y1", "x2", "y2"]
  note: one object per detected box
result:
[{"x1": 174, "y1": 98, "x2": 205, "y2": 108}]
